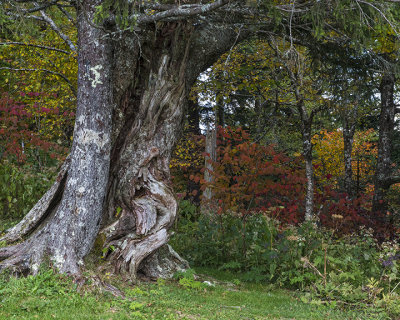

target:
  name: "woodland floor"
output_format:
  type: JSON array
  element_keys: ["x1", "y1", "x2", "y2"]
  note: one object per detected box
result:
[{"x1": 0, "y1": 266, "x2": 387, "y2": 320}]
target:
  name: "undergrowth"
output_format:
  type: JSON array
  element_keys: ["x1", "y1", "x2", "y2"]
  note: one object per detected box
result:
[{"x1": 170, "y1": 200, "x2": 400, "y2": 318}]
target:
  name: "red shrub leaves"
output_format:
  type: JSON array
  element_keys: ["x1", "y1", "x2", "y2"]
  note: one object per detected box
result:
[{"x1": 201, "y1": 126, "x2": 306, "y2": 219}]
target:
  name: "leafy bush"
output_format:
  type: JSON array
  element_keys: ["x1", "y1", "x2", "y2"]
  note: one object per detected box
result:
[
  {"x1": 171, "y1": 204, "x2": 400, "y2": 317},
  {"x1": 0, "y1": 161, "x2": 56, "y2": 221}
]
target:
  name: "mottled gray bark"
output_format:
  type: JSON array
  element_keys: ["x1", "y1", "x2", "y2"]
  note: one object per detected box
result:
[
  {"x1": 0, "y1": 0, "x2": 113, "y2": 275},
  {"x1": 372, "y1": 72, "x2": 396, "y2": 214}
]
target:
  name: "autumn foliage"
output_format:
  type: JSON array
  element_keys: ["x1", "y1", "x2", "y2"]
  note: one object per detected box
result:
[
  {"x1": 170, "y1": 126, "x2": 395, "y2": 237},
  {"x1": 312, "y1": 129, "x2": 377, "y2": 189},
  {"x1": 204, "y1": 127, "x2": 306, "y2": 220},
  {"x1": 0, "y1": 92, "x2": 70, "y2": 164}
]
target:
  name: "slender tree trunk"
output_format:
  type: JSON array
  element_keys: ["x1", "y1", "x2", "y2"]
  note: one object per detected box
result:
[
  {"x1": 185, "y1": 96, "x2": 201, "y2": 203},
  {"x1": 254, "y1": 96, "x2": 265, "y2": 138},
  {"x1": 342, "y1": 107, "x2": 357, "y2": 197},
  {"x1": 343, "y1": 129, "x2": 354, "y2": 196},
  {"x1": 294, "y1": 94, "x2": 316, "y2": 222},
  {"x1": 187, "y1": 98, "x2": 201, "y2": 135},
  {"x1": 301, "y1": 118, "x2": 314, "y2": 222},
  {"x1": 201, "y1": 123, "x2": 217, "y2": 214},
  {"x1": 216, "y1": 102, "x2": 224, "y2": 127},
  {"x1": 372, "y1": 72, "x2": 396, "y2": 214}
]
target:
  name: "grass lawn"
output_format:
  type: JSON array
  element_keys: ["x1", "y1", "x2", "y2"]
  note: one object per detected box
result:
[{"x1": 0, "y1": 268, "x2": 388, "y2": 320}]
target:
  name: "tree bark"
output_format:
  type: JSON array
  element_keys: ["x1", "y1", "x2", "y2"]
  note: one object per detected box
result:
[
  {"x1": 0, "y1": 8, "x2": 247, "y2": 279},
  {"x1": 372, "y1": 71, "x2": 396, "y2": 214},
  {"x1": 299, "y1": 109, "x2": 315, "y2": 222},
  {"x1": 201, "y1": 123, "x2": 217, "y2": 214},
  {"x1": 187, "y1": 98, "x2": 201, "y2": 135},
  {"x1": 342, "y1": 106, "x2": 357, "y2": 197},
  {"x1": 0, "y1": 0, "x2": 113, "y2": 275}
]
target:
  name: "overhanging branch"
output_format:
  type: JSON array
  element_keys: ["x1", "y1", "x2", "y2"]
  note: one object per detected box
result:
[{"x1": 12, "y1": 0, "x2": 60, "y2": 13}]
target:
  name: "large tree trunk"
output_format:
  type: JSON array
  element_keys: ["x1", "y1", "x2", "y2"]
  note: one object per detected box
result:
[
  {"x1": 0, "y1": 0, "x2": 113, "y2": 275},
  {"x1": 100, "y1": 22, "x2": 193, "y2": 280},
  {"x1": 0, "y1": 7, "x2": 246, "y2": 279}
]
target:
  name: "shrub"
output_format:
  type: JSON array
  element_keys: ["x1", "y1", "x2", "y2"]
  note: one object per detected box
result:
[{"x1": 171, "y1": 205, "x2": 400, "y2": 317}]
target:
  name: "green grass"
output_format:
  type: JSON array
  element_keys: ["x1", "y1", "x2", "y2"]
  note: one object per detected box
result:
[{"x1": 0, "y1": 268, "x2": 389, "y2": 320}]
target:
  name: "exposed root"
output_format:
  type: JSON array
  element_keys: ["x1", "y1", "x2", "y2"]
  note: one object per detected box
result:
[
  {"x1": 0, "y1": 158, "x2": 69, "y2": 244},
  {"x1": 0, "y1": 243, "x2": 24, "y2": 260},
  {"x1": 101, "y1": 171, "x2": 182, "y2": 281},
  {"x1": 0, "y1": 241, "x2": 34, "y2": 276},
  {"x1": 139, "y1": 244, "x2": 189, "y2": 279}
]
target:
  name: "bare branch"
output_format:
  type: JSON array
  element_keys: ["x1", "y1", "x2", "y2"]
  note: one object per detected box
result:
[
  {"x1": 142, "y1": 3, "x2": 202, "y2": 11},
  {"x1": 356, "y1": 0, "x2": 400, "y2": 36},
  {"x1": 15, "y1": 0, "x2": 60, "y2": 13},
  {"x1": 56, "y1": 3, "x2": 76, "y2": 25},
  {"x1": 0, "y1": 42, "x2": 71, "y2": 54},
  {"x1": 0, "y1": 67, "x2": 76, "y2": 96},
  {"x1": 34, "y1": 3, "x2": 76, "y2": 52}
]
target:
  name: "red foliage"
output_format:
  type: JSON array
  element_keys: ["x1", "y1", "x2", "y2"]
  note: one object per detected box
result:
[
  {"x1": 174, "y1": 126, "x2": 392, "y2": 237},
  {"x1": 0, "y1": 92, "x2": 67, "y2": 163},
  {"x1": 200, "y1": 126, "x2": 306, "y2": 219},
  {"x1": 317, "y1": 187, "x2": 394, "y2": 238}
]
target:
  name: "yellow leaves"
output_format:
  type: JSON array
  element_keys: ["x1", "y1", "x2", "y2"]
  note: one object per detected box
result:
[
  {"x1": 0, "y1": 18, "x2": 77, "y2": 146},
  {"x1": 313, "y1": 129, "x2": 377, "y2": 187},
  {"x1": 170, "y1": 132, "x2": 203, "y2": 170}
]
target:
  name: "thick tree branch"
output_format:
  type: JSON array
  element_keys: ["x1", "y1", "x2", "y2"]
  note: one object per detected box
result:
[
  {"x1": 136, "y1": 0, "x2": 234, "y2": 25},
  {"x1": 385, "y1": 176, "x2": 400, "y2": 186},
  {"x1": 0, "y1": 67, "x2": 76, "y2": 96}
]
